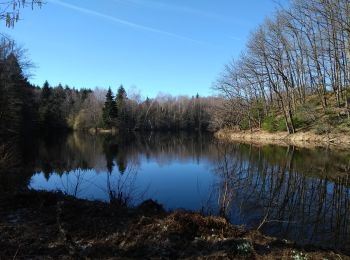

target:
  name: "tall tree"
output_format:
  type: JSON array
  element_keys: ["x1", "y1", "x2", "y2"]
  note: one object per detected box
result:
[
  {"x1": 102, "y1": 87, "x2": 118, "y2": 128},
  {"x1": 116, "y1": 85, "x2": 128, "y2": 128}
]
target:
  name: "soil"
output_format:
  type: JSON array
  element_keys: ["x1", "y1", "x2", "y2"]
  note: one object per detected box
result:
[
  {"x1": 215, "y1": 128, "x2": 350, "y2": 150},
  {"x1": 0, "y1": 190, "x2": 348, "y2": 259}
]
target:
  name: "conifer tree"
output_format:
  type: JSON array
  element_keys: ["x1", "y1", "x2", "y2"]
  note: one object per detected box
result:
[
  {"x1": 102, "y1": 87, "x2": 118, "y2": 128},
  {"x1": 116, "y1": 85, "x2": 128, "y2": 128},
  {"x1": 41, "y1": 81, "x2": 51, "y2": 101}
]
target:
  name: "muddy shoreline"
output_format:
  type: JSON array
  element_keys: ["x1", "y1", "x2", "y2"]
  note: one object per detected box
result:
[
  {"x1": 215, "y1": 129, "x2": 350, "y2": 150},
  {"x1": 0, "y1": 190, "x2": 348, "y2": 259}
]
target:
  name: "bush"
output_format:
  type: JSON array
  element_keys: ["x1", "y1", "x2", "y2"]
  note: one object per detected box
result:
[
  {"x1": 315, "y1": 124, "x2": 331, "y2": 135},
  {"x1": 334, "y1": 118, "x2": 350, "y2": 134},
  {"x1": 276, "y1": 117, "x2": 287, "y2": 131},
  {"x1": 239, "y1": 118, "x2": 250, "y2": 130},
  {"x1": 292, "y1": 103, "x2": 318, "y2": 129},
  {"x1": 262, "y1": 116, "x2": 286, "y2": 132},
  {"x1": 292, "y1": 115, "x2": 307, "y2": 129},
  {"x1": 262, "y1": 117, "x2": 275, "y2": 132}
]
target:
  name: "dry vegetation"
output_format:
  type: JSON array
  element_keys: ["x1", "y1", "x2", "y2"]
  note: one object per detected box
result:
[
  {"x1": 215, "y1": 93, "x2": 350, "y2": 149},
  {"x1": 213, "y1": 0, "x2": 350, "y2": 137},
  {"x1": 0, "y1": 190, "x2": 348, "y2": 259}
]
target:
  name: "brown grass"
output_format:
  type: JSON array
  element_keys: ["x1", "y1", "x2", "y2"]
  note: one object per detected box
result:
[
  {"x1": 216, "y1": 128, "x2": 350, "y2": 150},
  {"x1": 0, "y1": 190, "x2": 348, "y2": 259}
]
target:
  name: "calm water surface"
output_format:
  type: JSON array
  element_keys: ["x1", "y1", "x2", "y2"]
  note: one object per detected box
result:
[{"x1": 4, "y1": 132, "x2": 350, "y2": 252}]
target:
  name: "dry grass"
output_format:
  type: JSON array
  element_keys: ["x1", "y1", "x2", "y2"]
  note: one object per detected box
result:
[
  {"x1": 216, "y1": 128, "x2": 350, "y2": 150},
  {"x1": 0, "y1": 190, "x2": 348, "y2": 259}
]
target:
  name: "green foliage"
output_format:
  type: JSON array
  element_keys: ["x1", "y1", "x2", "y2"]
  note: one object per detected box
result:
[
  {"x1": 262, "y1": 116, "x2": 286, "y2": 133},
  {"x1": 262, "y1": 117, "x2": 275, "y2": 132},
  {"x1": 0, "y1": 52, "x2": 37, "y2": 136},
  {"x1": 0, "y1": 37, "x2": 213, "y2": 135},
  {"x1": 116, "y1": 85, "x2": 129, "y2": 128},
  {"x1": 276, "y1": 118, "x2": 286, "y2": 131},
  {"x1": 293, "y1": 105, "x2": 315, "y2": 128},
  {"x1": 36, "y1": 81, "x2": 90, "y2": 131},
  {"x1": 239, "y1": 118, "x2": 250, "y2": 130},
  {"x1": 314, "y1": 124, "x2": 331, "y2": 135},
  {"x1": 292, "y1": 115, "x2": 306, "y2": 129},
  {"x1": 102, "y1": 88, "x2": 118, "y2": 128}
]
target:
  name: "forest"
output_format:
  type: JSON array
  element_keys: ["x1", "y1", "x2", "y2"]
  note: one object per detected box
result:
[
  {"x1": 214, "y1": 0, "x2": 350, "y2": 134},
  {"x1": 0, "y1": 37, "x2": 219, "y2": 139},
  {"x1": 1, "y1": 0, "x2": 350, "y2": 259},
  {"x1": 2, "y1": 0, "x2": 350, "y2": 140}
]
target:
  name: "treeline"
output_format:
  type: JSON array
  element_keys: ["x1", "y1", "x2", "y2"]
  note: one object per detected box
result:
[
  {"x1": 214, "y1": 0, "x2": 350, "y2": 133},
  {"x1": 0, "y1": 38, "x2": 99, "y2": 138},
  {"x1": 100, "y1": 87, "x2": 215, "y2": 131},
  {"x1": 0, "y1": 37, "x2": 217, "y2": 139}
]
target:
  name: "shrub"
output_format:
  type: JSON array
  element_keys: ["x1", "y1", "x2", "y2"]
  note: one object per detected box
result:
[
  {"x1": 262, "y1": 116, "x2": 276, "y2": 132},
  {"x1": 315, "y1": 124, "x2": 331, "y2": 135},
  {"x1": 239, "y1": 118, "x2": 250, "y2": 130},
  {"x1": 334, "y1": 118, "x2": 350, "y2": 133},
  {"x1": 292, "y1": 103, "x2": 318, "y2": 129},
  {"x1": 276, "y1": 117, "x2": 287, "y2": 131},
  {"x1": 262, "y1": 116, "x2": 286, "y2": 132},
  {"x1": 293, "y1": 115, "x2": 307, "y2": 129}
]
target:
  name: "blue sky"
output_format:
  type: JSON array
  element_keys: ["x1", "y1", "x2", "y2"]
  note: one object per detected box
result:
[{"x1": 4, "y1": 0, "x2": 285, "y2": 98}]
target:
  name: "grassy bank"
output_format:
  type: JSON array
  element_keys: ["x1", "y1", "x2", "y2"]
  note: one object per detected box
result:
[
  {"x1": 214, "y1": 92, "x2": 350, "y2": 149},
  {"x1": 0, "y1": 190, "x2": 348, "y2": 259},
  {"x1": 215, "y1": 128, "x2": 350, "y2": 149}
]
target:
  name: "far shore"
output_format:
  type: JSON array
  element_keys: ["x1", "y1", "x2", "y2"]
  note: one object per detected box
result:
[
  {"x1": 215, "y1": 129, "x2": 350, "y2": 150},
  {"x1": 88, "y1": 127, "x2": 118, "y2": 135}
]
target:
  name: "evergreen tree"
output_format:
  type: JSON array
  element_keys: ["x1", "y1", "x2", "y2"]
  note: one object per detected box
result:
[
  {"x1": 116, "y1": 85, "x2": 126, "y2": 104},
  {"x1": 116, "y1": 85, "x2": 128, "y2": 128},
  {"x1": 38, "y1": 81, "x2": 53, "y2": 131},
  {"x1": 102, "y1": 87, "x2": 118, "y2": 128},
  {"x1": 41, "y1": 81, "x2": 51, "y2": 100},
  {"x1": 0, "y1": 53, "x2": 24, "y2": 136}
]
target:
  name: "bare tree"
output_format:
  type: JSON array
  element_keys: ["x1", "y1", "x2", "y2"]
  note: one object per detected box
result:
[
  {"x1": 0, "y1": 0, "x2": 43, "y2": 28},
  {"x1": 214, "y1": 0, "x2": 350, "y2": 133}
]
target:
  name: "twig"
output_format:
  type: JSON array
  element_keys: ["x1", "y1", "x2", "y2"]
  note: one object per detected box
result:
[
  {"x1": 256, "y1": 211, "x2": 269, "y2": 231},
  {"x1": 12, "y1": 245, "x2": 20, "y2": 260}
]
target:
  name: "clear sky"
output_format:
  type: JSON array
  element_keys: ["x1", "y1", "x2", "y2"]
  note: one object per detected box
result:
[{"x1": 3, "y1": 0, "x2": 285, "y2": 98}]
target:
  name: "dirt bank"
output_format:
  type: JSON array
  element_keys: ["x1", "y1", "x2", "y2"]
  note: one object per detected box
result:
[
  {"x1": 215, "y1": 128, "x2": 350, "y2": 149},
  {"x1": 0, "y1": 190, "x2": 348, "y2": 259}
]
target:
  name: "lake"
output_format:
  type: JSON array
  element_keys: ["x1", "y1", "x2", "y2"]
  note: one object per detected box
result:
[{"x1": 3, "y1": 131, "x2": 350, "y2": 252}]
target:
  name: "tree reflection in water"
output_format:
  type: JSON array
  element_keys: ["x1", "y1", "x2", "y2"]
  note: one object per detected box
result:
[
  {"x1": 211, "y1": 142, "x2": 350, "y2": 251},
  {"x1": 1, "y1": 132, "x2": 349, "y2": 252}
]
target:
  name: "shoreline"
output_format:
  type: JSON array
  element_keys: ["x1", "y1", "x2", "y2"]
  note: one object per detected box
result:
[
  {"x1": 215, "y1": 129, "x2": 350, "y2": 149},
  {"x1": 0, "y1": 190, "x2": 347, "y2": 259}
]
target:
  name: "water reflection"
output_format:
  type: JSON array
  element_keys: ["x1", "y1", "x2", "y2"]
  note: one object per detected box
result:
[
  {"x1": 1, "y1": 132, "x2": 349, "y2": 252},
  {"x1": 212, "y1": 143, "x2": 350, "y2": 251}
]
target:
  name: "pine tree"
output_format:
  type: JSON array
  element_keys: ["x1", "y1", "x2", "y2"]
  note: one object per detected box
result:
[
  {"x1": 116, "y1": 85, "x2": 128, "y2": 128},
  {"x1": 102, "y1": 87, "x2": 118, "y2": 128},
  {"x1": 116, "y1": 85, "x2": 126, "y2": 108},
  {"x1": 41, "y1": 81, "x2": 51, "y2": 100},
  {"x1": 0, "y1": 53, "x2": 24, "y2": 135}
]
